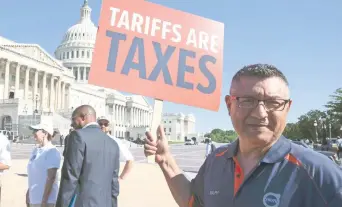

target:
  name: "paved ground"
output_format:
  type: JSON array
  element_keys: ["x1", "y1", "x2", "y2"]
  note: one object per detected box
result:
[
  {"x1": 2, "y1": 159, "x2": 180, "y2": 207},
  {"x1": 10, "y1": 143, "x2": 215, "y2": 173}
]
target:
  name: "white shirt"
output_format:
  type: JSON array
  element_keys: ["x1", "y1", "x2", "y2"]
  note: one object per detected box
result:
[
  {"x1": 0, "y1": 134, "x2": 11, "y2": 175},
  {"x1": 206, "y1": 143, "x2": 211, "y2": 156},
  {"x1": 337, "y1": 139, "x2": 342, "y2": 146},
  {"x1": 109, "y1": 136, "x2": 134, "y2": 161},
  {"x1": 27, "y1": 143, "x2": 62, "y2": 204}
]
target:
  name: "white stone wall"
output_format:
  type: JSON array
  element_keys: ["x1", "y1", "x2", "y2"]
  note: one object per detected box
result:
[{"x1": 69, "y1": 86, "x2": 106, "y2": 117}]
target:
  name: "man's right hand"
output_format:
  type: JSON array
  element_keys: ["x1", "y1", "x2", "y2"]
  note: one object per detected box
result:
[{"x1": 144, "y1": 125, "x2": 170, "y2": 164}]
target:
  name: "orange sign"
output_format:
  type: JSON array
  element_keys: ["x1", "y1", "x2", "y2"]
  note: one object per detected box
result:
[{"x1": 88, "y1": 0, "x2": 224, "y2": 111}]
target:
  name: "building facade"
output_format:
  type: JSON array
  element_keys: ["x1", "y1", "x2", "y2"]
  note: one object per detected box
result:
[
  {"x1": 0, "y1": 0, "x2": 196, "y2": 141},
  {"x1": 162, "y1": 113, "x2": 197, "y2": 141}
]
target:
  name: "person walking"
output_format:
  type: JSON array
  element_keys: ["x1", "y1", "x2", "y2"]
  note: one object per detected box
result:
[
  {"x1": 97, "y1": 116, "x2": 134, "y2": 181},
  {"x1": 56, "y1": 105, "x2": 120, "y2": 207},
  {"x1": 26, "y1": 121, "x2": 61, "y2": 207},
  {"x1": 205, "y1": 140, "x2": 216, "y2": 158},
  {"x1": 0, "y1": 133, "x2": 11, "y2": 206},
  {"x1": 144, "y1": 64, "x2": 342, "y2": 207}
]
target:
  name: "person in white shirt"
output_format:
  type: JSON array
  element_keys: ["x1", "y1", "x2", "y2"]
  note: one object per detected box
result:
[
  {"x1": 26, "y1": 122, "x2": 61, "y2": 207},
  {"x1": 97, "y1": 116, "x2": 134, "y2": 180},
  {"x1": 0, "y1": 133, "x2": 11, "y2": 205},
  {"x1": 336, "y1": 136, "x2": 342, "y2": 159}
]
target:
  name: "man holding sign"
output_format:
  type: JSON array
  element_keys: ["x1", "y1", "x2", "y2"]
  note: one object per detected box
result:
[{"x1": 144, "y1": 64, "x2": 342, "y2": 207}]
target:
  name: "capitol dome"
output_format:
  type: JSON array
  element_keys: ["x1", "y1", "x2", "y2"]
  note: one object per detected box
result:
[{"x1": 54, "y1": 0, "x2": 97, "y2": 83}]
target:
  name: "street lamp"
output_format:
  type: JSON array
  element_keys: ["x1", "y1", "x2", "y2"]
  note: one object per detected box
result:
[
  {"x1": 329, "y1": 123, "x2": 332, "y2": 139},
  {"x1": 313, "y1": 120, "x2": 318, "y2": 141}
]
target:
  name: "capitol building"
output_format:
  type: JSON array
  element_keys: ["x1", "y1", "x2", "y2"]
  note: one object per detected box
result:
[{"x1": 0, "y1": 0, "x2": 197, "y2": 141}]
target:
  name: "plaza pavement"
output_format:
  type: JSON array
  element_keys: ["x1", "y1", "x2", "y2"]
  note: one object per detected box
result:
[
  {"x1": 3, "y1": 143, "x2": 203, "y2": 207},
  {"x1": 2, "y1": 159, "x2": 198, "y2": 207}
]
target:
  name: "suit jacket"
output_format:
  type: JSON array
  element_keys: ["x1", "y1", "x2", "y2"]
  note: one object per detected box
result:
[
  {"x1": 56, "y1": 124, "x2": 120, "y2": 207},
  {"x1": 63, "y1": 135, "x2": 69, "y2": 157}
]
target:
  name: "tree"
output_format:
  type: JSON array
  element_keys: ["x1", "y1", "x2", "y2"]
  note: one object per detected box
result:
[
  {"x1": 283, "y1": 123, "x2": 302, "y2": 140},
  {"x1": 325, "y1": 88, "x2": 342, "y2": 124},
  {"x1": 296, "y1": 110, "x2": 326, "y2": 140},
  {"x1": 208, "y1": 128, "x2": 237, "y2": 143}
]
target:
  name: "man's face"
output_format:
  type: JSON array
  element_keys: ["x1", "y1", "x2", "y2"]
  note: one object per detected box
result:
[
  {"x1": 225, "y1": 76, "x2": 292, "y2": 145},
  {"x1": 98, "y1": 120, "x2": 109, "y2": 133},
  {"x1": 71, "y1": 113, "x2": 85, "y2": 129}
]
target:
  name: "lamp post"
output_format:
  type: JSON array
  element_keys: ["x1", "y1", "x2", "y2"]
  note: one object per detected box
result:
[
  {"x1": 329, "y1": 123, "x2": 332, "y2": 139},
  {"x1": 314, "y1": 120, "x2": 318, "y2": 142}
]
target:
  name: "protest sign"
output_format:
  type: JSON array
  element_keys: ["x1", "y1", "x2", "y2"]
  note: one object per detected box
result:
[{"x1": 88, "y1": 0, "x2": 224, "y2": 162}]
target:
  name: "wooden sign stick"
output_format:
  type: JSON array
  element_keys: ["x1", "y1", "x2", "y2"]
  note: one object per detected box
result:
[{"x1": 147, "y1": 99, "x2": 163, "y2": 164}]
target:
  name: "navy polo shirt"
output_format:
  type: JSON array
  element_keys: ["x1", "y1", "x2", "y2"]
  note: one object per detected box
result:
[{"x1": 188, "y1": 136, "x2": 342, "y2": 207}]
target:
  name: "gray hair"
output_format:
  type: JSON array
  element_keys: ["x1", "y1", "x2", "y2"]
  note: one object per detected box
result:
[{"x1": 232, "y1": 63, "x2": 289, "y2": 85}]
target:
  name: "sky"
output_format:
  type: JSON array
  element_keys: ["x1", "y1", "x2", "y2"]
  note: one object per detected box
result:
[{"x1": 0, "y1": 0, "x2": 341, "y2": 132}]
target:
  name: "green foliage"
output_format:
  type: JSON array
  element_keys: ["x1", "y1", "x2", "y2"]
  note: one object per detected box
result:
[
  {"x1": 283, "y1": 88, "x2": 342, "y2": 140},
  {"x1": 325, "y1": 88, "x2": 342, "y2": 124},
  {"x1": 208, "y1": 128, "x2": 237, "y2": 143}
]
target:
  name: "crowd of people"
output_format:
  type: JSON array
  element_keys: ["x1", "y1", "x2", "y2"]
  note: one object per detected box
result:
[
  {"x1": 0, "y1": 105, "x2": 135, "y2": 207},
  {"x1": 0, "y1": 64, "x2": 341, "y2": 207}
]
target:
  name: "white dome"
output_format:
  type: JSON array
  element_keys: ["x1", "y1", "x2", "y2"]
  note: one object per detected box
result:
[
  {"x1": 62, "y1": 21, "x2": 97, "y2": 45},
  {"x1": 54, "y1": 0, "x2": 97, "y2": 83}
]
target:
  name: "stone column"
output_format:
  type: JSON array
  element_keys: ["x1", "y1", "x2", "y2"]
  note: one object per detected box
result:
[
  {"x1": 83, "y1": 67, "x2": 87, "y2": 82},
  {"x1": 4, "y1": 60, "x2": 10, "y2": 99},
  {"x1": 115, "y1": 104, "x2": 118, "y2": 125},
  {"x1": 122, "y1": 106, "x2": 126, "y2": 126},
  {"x1": 133, "y1": 108, "x2": 136, "y2": 126},
  {"x1": 49, "y1": 75, "x2": 55, "y2": 111},
  {"x1": 120, "y1": 106, "x2": 122, "y2": 126},
  {"x1": 61, "y1": 82, "x2": 66, "y2": 110},
  {"x1": 14, "y1": 63, "x2": 20, "y2": 99},
  {"x1": 33, "y1": 70, "x2": 38, "y2": 104},
  {"x1": 24, "y1": 68, "x2": 30, "y2": 100},
  {"x1": 41, "y1": 72, "x2": 47, "y2": 109},
  {"x1": 77, "y1": 68, "x2": 80, "y2": 81},
  {"x1": 138, "y1": 109, "x2": 141, "y2": 126},
  {"x1": 130, "y1": 108, "x2": 133, "y2": 127},
  {"x1": 58, "y1": 79, "x2": 62, "y2": 109},
  {"x1": 145, "y1": 111, "x2": 148, "y2": 126},
  {"x1": 66, "y1": 84, "x2": 70, "y2": 109},
  {"x1": 142, "y1": 110, "x2": 145, "y2": 126}
]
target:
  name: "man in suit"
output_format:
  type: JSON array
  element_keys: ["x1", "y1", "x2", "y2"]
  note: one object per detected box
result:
[
  {"x1": 56, "y1": 105, "x2": 120, "y2": 207},
  {"x1": 62, "y1": 128, "x2": 73, "y2": 157}
]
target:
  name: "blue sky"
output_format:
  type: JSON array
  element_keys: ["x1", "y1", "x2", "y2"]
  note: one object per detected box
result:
[{"x1": 1, "y1": 0, "x2": 341, "y2": 132}]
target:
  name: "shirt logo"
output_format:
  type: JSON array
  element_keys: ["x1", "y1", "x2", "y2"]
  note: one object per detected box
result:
[
  {"x1": 209, "y1": 190, "x2": 220, "y2": 195},
  {"x1": 263, "y1": 192, "x2": 280, "y2": 207}
]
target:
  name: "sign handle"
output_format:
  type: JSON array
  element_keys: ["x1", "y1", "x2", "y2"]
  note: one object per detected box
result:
[{"x1": 147, "y1": 99, "x2": 163, "y2": 163}]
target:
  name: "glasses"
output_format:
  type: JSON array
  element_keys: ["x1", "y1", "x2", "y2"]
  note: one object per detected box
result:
[
  {"x1": 98, "y1": 122, "x2": 109, "y2": 127},
  {"x1": 230, "y1": 96, "x2": 290, "y2": 112}
]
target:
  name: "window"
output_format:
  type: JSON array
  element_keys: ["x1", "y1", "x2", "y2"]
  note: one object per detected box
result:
[
  {"x1": 169, "y1": 121, "x2": 171, "y2": 123},
  {"x1": 87, "y1": 51, "x2": 90, "y2": 58},
  {"x1": 82, "y1": 51, "x2": 85, "y2": 58},
  {"x1": 164, "y1": 128, "x2": 166, "y2": 132},
  {"x1": 169, "y1": 128, "x2": 171, "y2": 132},
  {"x1": 71, "y1": 51, "x2": 74, "y2": 58},
  {"x1": 76, "y1": 51, "x2": 79, "y2": 58}
]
